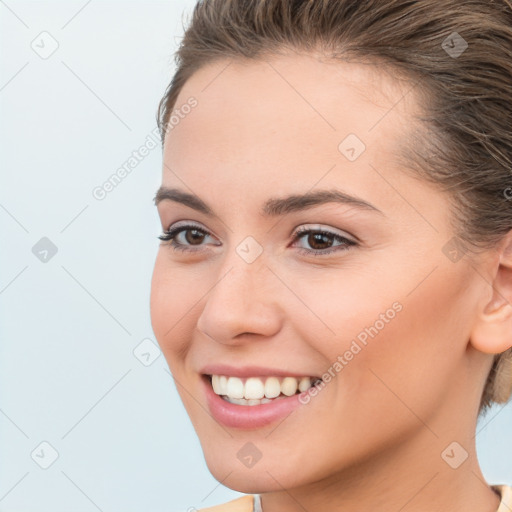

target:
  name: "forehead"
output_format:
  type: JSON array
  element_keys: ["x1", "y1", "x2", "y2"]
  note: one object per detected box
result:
[
  {"x1": 163, "y1": 52, "x2": 420, "y2": 171},
  {"x1": 161, "y1": 53, "x2": 432, "y2": 220}
]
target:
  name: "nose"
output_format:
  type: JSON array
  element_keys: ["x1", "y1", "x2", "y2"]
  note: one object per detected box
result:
[{"x1": 196, "y1": 257, "x2": 283, "y2": 345}]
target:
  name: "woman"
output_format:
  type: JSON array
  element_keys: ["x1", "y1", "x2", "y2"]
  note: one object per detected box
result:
[{"x1": 150, "y1": 1, "x2": 512, "y2": 510}]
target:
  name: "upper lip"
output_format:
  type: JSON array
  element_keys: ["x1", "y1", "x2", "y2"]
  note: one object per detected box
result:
[{"x1": 200, "y1": 363, "x2": 320, "y2": 379}]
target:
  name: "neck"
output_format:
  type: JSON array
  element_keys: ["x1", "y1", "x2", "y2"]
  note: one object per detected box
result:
[{"x1": 260, "y1": 425, "x2": 501, "y2": 512}]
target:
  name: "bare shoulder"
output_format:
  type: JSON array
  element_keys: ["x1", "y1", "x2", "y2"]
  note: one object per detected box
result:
[
  {"x1": 197, "y1": 494, "x2": 255, "y2": 512},
  {"x1": 494, "y1": 485, "x2": 512, "y2": 512}
]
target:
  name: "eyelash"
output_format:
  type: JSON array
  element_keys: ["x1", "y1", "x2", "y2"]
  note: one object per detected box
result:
[{"x1": 158, "y1": 223, "x2": 357, "y2": 256}]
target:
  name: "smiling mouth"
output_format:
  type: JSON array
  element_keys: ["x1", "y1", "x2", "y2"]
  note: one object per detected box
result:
[{"x1": 206, "y1": 374, "x2": 323, "y2": 406}]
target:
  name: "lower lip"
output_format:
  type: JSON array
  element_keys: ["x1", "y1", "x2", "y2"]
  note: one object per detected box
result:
[{"x1": 202, "y1": 375, "x2": 309, "y2": 429}]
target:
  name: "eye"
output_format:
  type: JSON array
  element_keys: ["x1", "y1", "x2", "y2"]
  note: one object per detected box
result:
[
  {"x1": 158, "y1": 223, "x2": 357, "y2": 256},
  {"x1": 291, "y1": 226, "x2": 357, "y2": 256},
  {"x1": 158, "y1": 223, "x2": 218, "y2": 252}
]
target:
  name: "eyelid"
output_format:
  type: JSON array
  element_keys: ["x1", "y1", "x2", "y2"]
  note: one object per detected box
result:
[
  {"x1": 162, "y1": 220, "x2": 220, "y2": 240},
  {"x1": 158, "y1": 221, "x2": 220, "y2": 249},
  {"x1": 292, "y1": 223, "x2": 358, "y2": 243},
  {"x1": 163, "y1": 222, "x2": 355, "y2": 243},
  {"x1": 159, "y1": 221, "x2": 359, "y2": 260},
  {"x1": 165, "y1": 220, "x2": 207, "y2": 231}
]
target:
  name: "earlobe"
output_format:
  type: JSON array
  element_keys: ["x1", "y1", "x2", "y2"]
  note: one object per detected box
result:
[
  {"x1": 470, "y1": 230, "x2": 512, "y2": 355},
  {"x1": 471, "y1": 305, "x2": 512, "y2": 354}
]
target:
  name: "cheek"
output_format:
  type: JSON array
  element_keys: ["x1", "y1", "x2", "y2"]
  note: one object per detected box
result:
[
  {"x1": 150, "y1": 252, "x2": 201, "y2": 362},
  {"x1": 286, "y1": 260, "x2": 474, "y2": 414},
  {"x1": 277, "y1": 264, "x2": 403, "y2": 359}
]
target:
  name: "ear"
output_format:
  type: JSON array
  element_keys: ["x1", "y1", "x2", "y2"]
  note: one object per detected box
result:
[{"x1": 470, "y1": 230, "x2": 512, "y2": 354}]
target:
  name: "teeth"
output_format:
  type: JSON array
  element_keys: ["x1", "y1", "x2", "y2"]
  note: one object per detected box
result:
[
  {"x1": 298, "y1": 376, "x2": 311, "y2": 392},
  {"x1": 244, "y1": 377, "x2": 265, "y2": 399},
  {"x1": 219, "y1": 375, "x2": 228, "y2": 395},
  {"x1": 226, "y1": 376, "x2": 244, "y2": 399},
  {"x1": 224, "y1": 396, "x2": 276, "y2": 406},
  {"x1": 210, "y1": 374, "x2": 320, "y2": 403},
  {"x1": 281, "y1": 377, "x2": 298, "y2": 396},
  {"x1": 264, "y1": 377, "x2": 281, "y2": 398},
  {"x1": 211, "y1": 375, "x2": 221, "y2": 394}
]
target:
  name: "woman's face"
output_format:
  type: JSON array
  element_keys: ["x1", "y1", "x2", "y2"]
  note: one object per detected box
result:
[{"x1": 150, "y1": 53, "x2": 492, "y2": 492}]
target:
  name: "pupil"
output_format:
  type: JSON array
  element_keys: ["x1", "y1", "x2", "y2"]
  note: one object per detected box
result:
[
  {"x1": 309, "y1": 232, "x2": 332, "y2": 250},
  {"x1": 186, "y1": 229, "x2": 205, "y2": 245}
]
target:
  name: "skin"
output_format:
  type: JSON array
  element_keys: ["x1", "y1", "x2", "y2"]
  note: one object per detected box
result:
[{"x1": 150, "y1": 51, "x2": 512, "y2": 512}]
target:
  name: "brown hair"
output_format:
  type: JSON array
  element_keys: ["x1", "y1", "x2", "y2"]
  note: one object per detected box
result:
[{"x1": 156, "y1": 0, "x2": 512, "y2": 415}]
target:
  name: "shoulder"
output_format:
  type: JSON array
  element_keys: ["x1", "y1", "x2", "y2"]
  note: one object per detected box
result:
[
  {"x1": 197, "y1": 494, "x2": 255, "y2": 512},
  {"x1": 491, "y1": 484, "x2": 512, "y2": 512},
  {"x1": 193, "y1": 487, "x2": 512, "y2": 511}
]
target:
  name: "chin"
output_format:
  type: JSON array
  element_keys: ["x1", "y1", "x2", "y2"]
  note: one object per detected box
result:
[
  {"x1": 206, "y1": 463, "x2": 288, "y2": 494},
  {"x1": 201, "y1": 443, "x2": 318, "y2": 494}
]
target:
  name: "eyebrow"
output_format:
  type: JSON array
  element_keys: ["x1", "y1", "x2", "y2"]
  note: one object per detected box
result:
[{"x1": 153, "y1": 186, "x2": 383, "y2": 217}]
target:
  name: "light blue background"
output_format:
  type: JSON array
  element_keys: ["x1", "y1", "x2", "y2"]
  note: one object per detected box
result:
[{"x1": 0, "y1": 1, "x2": 510, "y2": 511}]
